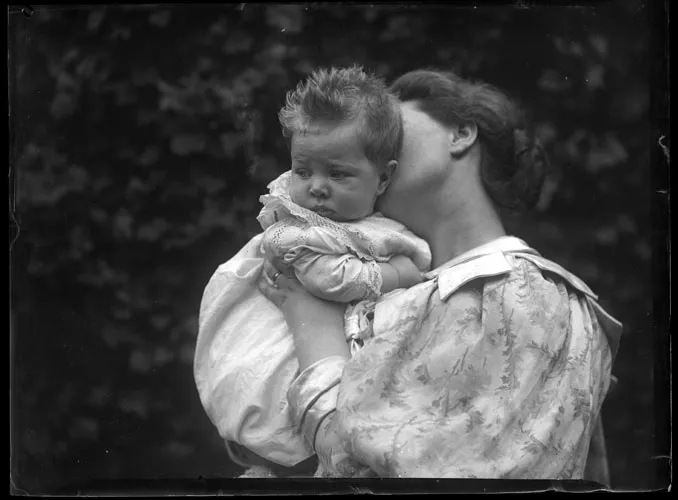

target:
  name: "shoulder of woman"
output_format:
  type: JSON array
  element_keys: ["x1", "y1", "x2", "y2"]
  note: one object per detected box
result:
[
  {"x1": 437, "y1": 251, "x2": 597, "y2": 304},
  {"x1": 434, "y1": 251, "x2": 623, "y2": 351},
  {"x1": 426, "y1": 255, "x2": 575, "y2": 354}
]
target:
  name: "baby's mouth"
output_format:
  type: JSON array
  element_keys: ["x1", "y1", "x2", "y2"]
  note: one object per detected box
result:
[{"x1": 312, "y1": 206, "x2": 335, "y2": 217}]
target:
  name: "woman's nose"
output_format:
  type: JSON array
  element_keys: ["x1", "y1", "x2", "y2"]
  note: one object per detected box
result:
[{"x1": 308, "y1": 177, "x2": 329, "y2": 198}]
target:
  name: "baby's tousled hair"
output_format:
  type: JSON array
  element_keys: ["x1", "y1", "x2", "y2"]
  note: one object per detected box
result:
[{"x1": 279, "y1": 65, "x2": 404, "y2": 168}]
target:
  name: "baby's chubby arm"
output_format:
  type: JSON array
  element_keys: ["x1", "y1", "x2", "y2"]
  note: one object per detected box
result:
[
  {"x1": 290, "y1": 251, "x2": 383, "y2": 302},
  {"x1": 289, "y1": 251, "x2": 424, "y2": 302},
  {"x1": 261, "y1": 222, "x2": 424, "y2": 302},
  {"x1": 377, "y1": 255, "x2": 424, "y2": 293}
]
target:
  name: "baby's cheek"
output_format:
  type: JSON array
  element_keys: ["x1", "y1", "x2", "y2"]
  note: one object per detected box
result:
[
  {"x1": 346, "y1": 193, "x2": 377, "y2": 219},
  {"x1": 288, "y1": 183, "x2": 307, "y2": 207},
  {"x1": 334, "y1": 204, "x2": 364, "y2": 222}
]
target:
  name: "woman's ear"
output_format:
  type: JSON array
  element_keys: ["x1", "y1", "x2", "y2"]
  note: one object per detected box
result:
[
  {"x1": 448, "y1": 122, "x2": 478, "y2": 157},
  {"x1": 376, "y1": 160, "x2": 397, "y2": 196}
]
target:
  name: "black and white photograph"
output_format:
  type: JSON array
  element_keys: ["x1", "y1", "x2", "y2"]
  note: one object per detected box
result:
[{"x1": 9, "y1": 1, "x2": 670, "y2": 494}]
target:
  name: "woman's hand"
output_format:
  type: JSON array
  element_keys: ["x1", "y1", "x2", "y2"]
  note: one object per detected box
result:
[
  {"x1": 258, "y1": 258, "x2": 350, "y2": 370},
  {"x1": 258, "y1": 258, "x2": 344, "y2": 330},
  {"x1": 257, "y1": 257, "x2": 305, "y2": 317}
]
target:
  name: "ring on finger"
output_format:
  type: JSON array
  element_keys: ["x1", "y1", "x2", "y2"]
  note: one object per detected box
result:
[{"x1": 272, "y1": 271, "x2": 282, "y2": 287}]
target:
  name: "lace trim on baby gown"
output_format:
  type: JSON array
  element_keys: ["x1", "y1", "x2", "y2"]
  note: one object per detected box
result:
[{"x1": 256, "y1": 171, "x2": 380, "y2": 263}]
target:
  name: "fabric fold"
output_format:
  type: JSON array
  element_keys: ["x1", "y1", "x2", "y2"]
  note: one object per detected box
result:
[{"x1": 287, "y1": 356, "x2": 348, "y2": 448}]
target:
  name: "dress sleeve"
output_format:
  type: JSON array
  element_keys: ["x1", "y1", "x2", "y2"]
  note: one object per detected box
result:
[
  {"x1": 288, "y1": 258, "x2": 614, "y2": 478},
  {"x1": 287, "y1": 357, "x2": 346, "y2": 448},
  {"x1": 286, "y1": 356, "x2": 376, "y2": 477}
]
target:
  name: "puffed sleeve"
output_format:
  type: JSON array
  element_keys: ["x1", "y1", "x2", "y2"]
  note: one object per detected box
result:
[
  {"x1": 291, "y1": 252, "x2": 382, "y2": 302},
  {"x1": 263, "y1": 222, "x2": 383, "y2": 303},
  {"x1": 287, "y1": 356, "x2": 376, "y2": 477},
  {"x1": 288, "y1": 257, "x2": 614, "y2": 478},
  {"x1": 287, "y1": 356, "x2": 346, "y2": 447},
  {"x1": 194, "y1": 233, "x2": 316, "y2": 467}
]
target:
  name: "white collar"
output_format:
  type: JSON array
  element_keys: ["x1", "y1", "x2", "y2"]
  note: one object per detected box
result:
[{"x1": 426, "y1": 236, "x2": 538, "y2": 280}]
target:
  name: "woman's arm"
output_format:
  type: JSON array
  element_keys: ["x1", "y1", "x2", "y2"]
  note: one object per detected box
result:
[
  {"x1": 259, "y1": 260, "x2": 369, "y2": 476},
  {"x1": 260, "y1": 259, "x2": 349, "y2": 370}
]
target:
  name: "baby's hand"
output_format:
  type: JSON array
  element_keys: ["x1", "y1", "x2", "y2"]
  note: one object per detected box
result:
[
  {"x1": 388, "y1": 255, "x2": 424, "y2": 289},
  {"x1": 377, "y1": 256, "x2": 424, "y2": 293}
]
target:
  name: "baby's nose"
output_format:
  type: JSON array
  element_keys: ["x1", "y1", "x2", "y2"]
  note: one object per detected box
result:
[{"x1": 309, "y1": 177, "x2": 329, "y2": 197}]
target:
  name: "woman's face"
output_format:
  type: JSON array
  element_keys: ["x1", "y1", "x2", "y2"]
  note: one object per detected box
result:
[{"x1": 376, "y1": 101, "x2": 452, "y2": 220}]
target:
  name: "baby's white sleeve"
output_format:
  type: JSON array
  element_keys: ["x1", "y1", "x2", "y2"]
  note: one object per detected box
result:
[
  {"x1": 291, "y1": 251, "x2": 383, "y2": 302},
  {"x1": 261, "y1": 221, "x2": 383, "y2": 302}
]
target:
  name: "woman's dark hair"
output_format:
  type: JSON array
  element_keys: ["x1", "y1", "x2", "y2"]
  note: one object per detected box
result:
[{"x1": 389, "y1": 70, "x2": 549, "y2": 211}]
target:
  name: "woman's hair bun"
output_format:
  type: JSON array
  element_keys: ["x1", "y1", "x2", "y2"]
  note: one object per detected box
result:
[
  {"x1": 509, "y1": 128, "x2": 549, "y2": 210},
  {"x1": 389, "y1": 68, "x2": 551, "y2": 212}
]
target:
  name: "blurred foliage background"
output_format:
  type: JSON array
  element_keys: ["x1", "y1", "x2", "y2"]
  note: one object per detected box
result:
[{"x1": 9, "y1": 1, "x2": 667, "y2": 493}]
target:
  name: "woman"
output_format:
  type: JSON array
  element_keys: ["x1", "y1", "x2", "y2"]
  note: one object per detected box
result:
[{"x1": 257, "y1": 69, "x2": 622, "y2": 480}]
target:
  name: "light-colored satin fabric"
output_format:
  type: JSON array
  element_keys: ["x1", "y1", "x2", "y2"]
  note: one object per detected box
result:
[
  {"x1": 287, "y1": 237, "x2": 622, "y2": 479},
  {"x1": 193, "y1": 172, "x2": 431, "y2": 467}
]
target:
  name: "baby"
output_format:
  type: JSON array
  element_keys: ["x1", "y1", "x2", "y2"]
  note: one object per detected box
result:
[{"x1": 194, "y1": 66, "x2": 431, "y2": 473}]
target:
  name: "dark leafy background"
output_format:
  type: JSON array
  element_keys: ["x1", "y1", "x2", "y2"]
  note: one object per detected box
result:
[{"x1": 9, "y1": 2, "x2": 667, "y2": 493}]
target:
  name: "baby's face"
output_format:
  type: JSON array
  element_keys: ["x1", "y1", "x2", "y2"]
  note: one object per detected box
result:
[{"x1": 288, "y1": 122, "x2": 388, "y2": 222}]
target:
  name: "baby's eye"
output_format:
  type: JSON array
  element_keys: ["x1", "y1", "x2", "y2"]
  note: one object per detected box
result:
[
  {"x1": 293, "y1": 169, "x2": 310, "y2": 179},
  {"x1": 330, "y1": 170, "x2": 347, "y2": 180}
]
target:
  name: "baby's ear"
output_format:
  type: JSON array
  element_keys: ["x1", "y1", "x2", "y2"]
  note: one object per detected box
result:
[{"x1": 376, "y1": 160, "x2": 397, "y2": 195}]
